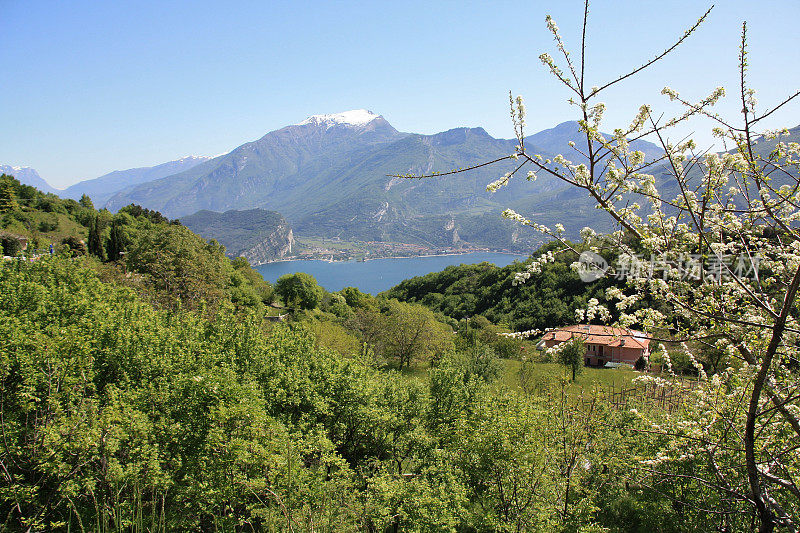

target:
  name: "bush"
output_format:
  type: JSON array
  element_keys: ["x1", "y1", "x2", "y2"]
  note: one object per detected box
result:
[
  {"x1": 275, "y1": 272, "x2": 323, "y2": 310},
  {"x1": 60, "y1": 236, "x2": 87, "y2": 256},
  {"x1": 38, "y1": 218, "x2": 58, "y2": 232},
  {"x1": 1, "y1": 235, "x2": 22, "y2": 257},
  {"x1": 35, "y1": 196, "x2": 66, "y2": 214}
]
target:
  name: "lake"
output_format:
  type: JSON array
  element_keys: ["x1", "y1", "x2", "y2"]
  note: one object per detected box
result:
[{"x1": 254, "y1": 252, "x2": 528, "y2": 294}]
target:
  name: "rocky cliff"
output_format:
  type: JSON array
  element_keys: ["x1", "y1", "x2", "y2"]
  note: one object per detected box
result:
[
  {"x1": 181, "y1": 208, "x2": 294, "y2": 264},
  {"x1": 242, "y1": 224, "x2": 294, "y2": 265}
]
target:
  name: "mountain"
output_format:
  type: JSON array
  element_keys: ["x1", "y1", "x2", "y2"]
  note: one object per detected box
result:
[
  {"x1": 526, "y1": 121, "x2": 664, "y2": 162},
  {"x1": 0, "y1": 165, "x2": 58, "y2": 194},
  {"x1": 648, "y1": 125, "x2": 800, "y2": 217},
  {"x1": 105, "y1": 110, "x2": 406, "y2": 215},
  {"x1": 181, "y1": 208, "x2": 294, "y2": 264},
  {"x1": 63, "y1": 156, "x2": 211, "y2": 205},
  {"x1": 106, "y1": 112, "x2": 664, "y2": 248}
]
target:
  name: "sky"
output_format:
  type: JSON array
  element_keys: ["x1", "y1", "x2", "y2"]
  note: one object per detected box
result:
[{"x1": 2, "y1": 0, "x2": 799, "y2": 188}]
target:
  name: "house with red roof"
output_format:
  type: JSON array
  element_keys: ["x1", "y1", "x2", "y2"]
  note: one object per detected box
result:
[{"x1": 538, "y1": 324, "x2": 651, "y2": 367}]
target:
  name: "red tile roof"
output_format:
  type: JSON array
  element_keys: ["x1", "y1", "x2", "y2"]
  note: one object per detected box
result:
[{"x1": 544, "y1": 324, "x2": 650, "y2": 350}]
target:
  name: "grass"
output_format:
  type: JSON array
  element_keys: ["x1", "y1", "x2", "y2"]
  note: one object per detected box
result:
[
  {"x1": 399, "y1": 364, "x2": 431, "y2": 382},
  {"x1": 3, "y1": 209, "x2": 88, "y2": 249},
  {"x1": 397, "y1": 357, "x2": 642, "y2": 392},
  {"x1": 500, "y1": 359, "x2": 641, "y2": 393}
]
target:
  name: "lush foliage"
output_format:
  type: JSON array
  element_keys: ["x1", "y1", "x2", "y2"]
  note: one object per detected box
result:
[
  {"x1": 384, "y1": 242, "x2": 619, "y2": 332},
  {"x1": 0, "y1": 178, "x2": 274, "y2": 313},
  {"x1": 5, "y1": 2, "x2": 800, "y2": 530},
  {"x1": 1, "y1": 174, "x2": 90, "y2": 251},
  {"x1": 274, "y1": 272, "x2": 324, "y2": 311},
  {"x1": 347, "y1": 297, "x2": 454, "y2": 368},
  {"x1": 2, "y1": 257, "x2": 709, "y2": 532}
]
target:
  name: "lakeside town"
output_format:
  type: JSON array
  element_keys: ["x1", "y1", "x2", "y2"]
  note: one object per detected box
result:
[{"x1": 289, "y1": 236, "x2": 523, "y2": 262}]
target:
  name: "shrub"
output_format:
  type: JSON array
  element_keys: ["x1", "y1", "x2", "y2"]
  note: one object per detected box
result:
[{"x1": 60, "y1": 236, "x2": 87, "y2": 256}]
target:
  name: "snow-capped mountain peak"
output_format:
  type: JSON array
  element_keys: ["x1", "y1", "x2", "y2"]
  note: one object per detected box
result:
[
  {"x1": 0, "y1": 164, "x2": 58, "y2": 193},
  {"x1": 2, "y1": 164, "x2": 36, "y2": 174},
  {"x1": 297, "y1": 109, "x2": 380, "y2": 129}
]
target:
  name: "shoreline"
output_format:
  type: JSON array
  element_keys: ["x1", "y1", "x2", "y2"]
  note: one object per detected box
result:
[{"x1": 254, "y1": 249, "x2": 529, "y2": 266}]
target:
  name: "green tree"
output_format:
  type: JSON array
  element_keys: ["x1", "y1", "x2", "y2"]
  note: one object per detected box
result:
[
  {"x1": 87, "y1": 213, "x2": 106, "y2": 260},
  {"x1": 230, "y1": 256, "x2": 274, "y2": 305},
  {"x1": 275, "y1": 272, "x2": 323, "y2": 310},
  {"x1": 0, "y1": 175, "x2": 18, "y2": 212},
  {"x1": 557, "y1": 337, "x2": 585, "y2": 381},
  {"x1": 105, "y1": 217, "x2": 128, "y2": 261},
  {"x1": 78, "y1": 193, "x2": 94, "y2": 209},
  {"x1": 346, "y1": 299, "x2": 453, "y2": 368},
  {"x1": 379, "y1": 299, "x2": 453, "y2": 369},
  {"x1": 125, "y1": 222, "x2": 230, "y2": 307},
  {"x1": 339, "y1": 286, "x2": 371, "y2": 308}
]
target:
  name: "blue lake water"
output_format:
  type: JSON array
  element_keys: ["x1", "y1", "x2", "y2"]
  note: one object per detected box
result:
[{"x1": 254, "y1": 252, "x2": 528, "y2": 295}]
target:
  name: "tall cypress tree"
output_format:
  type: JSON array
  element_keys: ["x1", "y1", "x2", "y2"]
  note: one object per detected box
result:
[
  {"x1": 88, "y1": 214, "x2": 106, "y2": 260},
  {"x1": 105, "y1": 220, "x2": 127, "y2": 262},
  {"x1": 0, "y1": 176, "x2": 17, "y2": 212}
]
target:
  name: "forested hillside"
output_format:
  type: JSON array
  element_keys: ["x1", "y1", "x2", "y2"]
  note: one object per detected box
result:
[
  {"x1": 1, "y1": 173, "x2": 273, "y2": 307},
  {"x1": 3, "y1": 251, "x2": 735, "y2": 532},
  {"x1": 1, "y1": 174, "x2": 758, "y2": 531},
  {"x1": 384, "y1": 243, "x2": 617, "y2": 332},
  {"x1": 181, "y1": 208, "x2": 294, "y2": 264}
]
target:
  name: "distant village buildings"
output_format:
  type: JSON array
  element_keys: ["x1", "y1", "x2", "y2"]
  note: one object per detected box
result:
[{"x1": 539, "y1": 324, "x2": 651, "y2": 367}]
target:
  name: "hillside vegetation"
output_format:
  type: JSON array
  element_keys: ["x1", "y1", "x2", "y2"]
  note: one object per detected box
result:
[
  {"x1": 3, "y1": 254, "x2": 721, "y2": 532},
  {"x1": 181, "y1": 208, "x2": 294, "y2": 264},
  {"x1": 384, "y1": 242, "x2": 615, "y2": 332},
  {"x1": 1, "y1": 176, "x2": 743, "y2": 532},
  {"x1": 0, "y1": 173, "x2": 274, "y2": 312}
]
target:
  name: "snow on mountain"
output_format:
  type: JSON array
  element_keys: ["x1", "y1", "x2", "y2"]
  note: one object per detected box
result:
[
  {"x1": 297, "y1": 109, "x2": 380, "y2": 129},
  {"x1": 0, "y1": 164, "x2": 58, "y2": 193}
]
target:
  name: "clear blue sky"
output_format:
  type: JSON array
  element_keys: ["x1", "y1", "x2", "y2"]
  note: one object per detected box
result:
[{"x1": 2, "y1": 0, "x2": 799, "y2": 188}]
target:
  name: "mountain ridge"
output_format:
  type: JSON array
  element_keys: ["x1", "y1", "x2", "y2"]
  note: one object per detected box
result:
[
  {"x1": 103, "y1": 115, "x2": 664, "y2": 248},
  {"x1": 63, "y1": 155, "x2": 212, "y2": 205},
  {"x1": 0, "y1": 165, "x2": 58, "y2": 194},
  {"x1": 181, "y1": 208, "x2": 294, "y2": 264}
]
